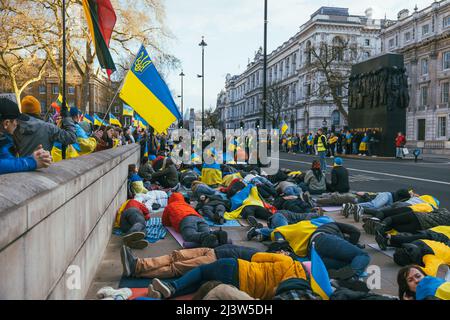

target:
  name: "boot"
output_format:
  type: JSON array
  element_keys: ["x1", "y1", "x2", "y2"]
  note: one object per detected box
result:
[{"x1": 212, "y1": 228, "x2": 228, "y2": 246}]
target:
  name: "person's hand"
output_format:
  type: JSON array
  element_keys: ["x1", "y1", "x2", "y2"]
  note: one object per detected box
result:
[
  {"x1": 33, "y1": 145, "x2": 52, "y2": 169},
  {"x1": 94, "y1": 130, "x2": 103, "y2": 139}
]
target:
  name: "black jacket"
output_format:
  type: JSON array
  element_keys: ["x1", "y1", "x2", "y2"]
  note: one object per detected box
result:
[
  {"x1": 313, "y1": 222, "x2": 361, "y2": 245},
  {"x1": 329, "y1": 166, "x2": 350, "y2": 193}
]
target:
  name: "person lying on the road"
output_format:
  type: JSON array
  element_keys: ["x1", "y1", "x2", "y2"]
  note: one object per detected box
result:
[
  {"x1": 397, "y1": 265, "x2": 450, "y2": 300},
  {"x1": 147, "y1": 252, "x2": 308, "y2": 300},
  {"x1": 392, "y1": 240, "x2": 450, "y2": 278},
  {"x1": 192, "y1": 281, "x2": 256, "y2": 300},
  {"x1": 265, "y1": 216, "x2": 370, "y2": 281},
  {"x1": 374, "y1": 226, "x2": 450, "y2": 250},
  {"x1": 115, "y1": 199, "x2": 151, "y2": 249},
  {"x1": 195, "y1": 194, "x2": 231, "y2": 225},
  {"x1": 341, "y1": 188, "x2": 412, "y2": 222},
  {"x1": 120, "y1": 244, "x2": 262, "y2": 279}
]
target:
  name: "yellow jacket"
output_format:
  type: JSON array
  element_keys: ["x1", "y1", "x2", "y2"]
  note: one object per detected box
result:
[
  {"x1": 222, "y1": 173, "x2": 243, "y2": 187},
  {"x1": 238, "y1": 253, "x2": 307, "y2": 300},
  {"x1": 421, "y1": 240, "x2": 450, "y2": 277},
  {"x1": 430, "y1": 226, "x2": 450, "y2": 239}
]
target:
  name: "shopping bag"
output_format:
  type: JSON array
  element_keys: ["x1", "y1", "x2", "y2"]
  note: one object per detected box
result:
[{"x1": 402, "y1": 148, "x2": 409, "y2": 155}]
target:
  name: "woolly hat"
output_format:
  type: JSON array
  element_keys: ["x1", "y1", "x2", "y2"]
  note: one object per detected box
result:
[
  {"x1": 334, "y1": 157, "x2": 343, "y2": 166},
  {"x1": 21, "y1": 96, "x2": 41, "y2": 115},
  {"x1": 70, "y1": 107, "x2": 80, "y2": 118}
]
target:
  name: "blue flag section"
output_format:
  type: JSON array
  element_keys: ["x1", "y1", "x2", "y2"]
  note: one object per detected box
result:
[{"x1": 310, "y1": 244, "x2": 334, "y2": 300}]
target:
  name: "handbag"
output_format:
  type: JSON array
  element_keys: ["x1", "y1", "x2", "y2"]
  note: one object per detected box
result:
[{"x1": 402, "y1": 148, "x2": 409, "y2": 155}]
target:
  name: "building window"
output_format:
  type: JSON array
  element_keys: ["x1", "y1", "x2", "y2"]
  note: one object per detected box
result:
[
  {"x1": 39, "y1": 85, "x2": 46, "y2": 95},
  {"x1": 389, "y1": 38, "x2": 394, "y2": 48},
  {"x1": 364, "y1": 39, "x2": 370, "y2": 46},
  {"x1": 364, "y1": 52, "x2": 370, "y2": 59},
  {"x1": 52, "y1": 85, "x2": 59, "y2": 95},
  {"x1": 286, "y1": 57, "x2": 290, "y2": 76},
  {"x1": 421, "y1": 86, "x2": 428, "y2": 106},
  {"x1": 443, "y1": 51, "x2": 450, "y2": 70},
  {"x1": 331, "y1": 110, "x2": 340, "y2": 126},
  {"x1": 422, "y1": 24, "x2": 429, "y2": 36},
  {"x1": 442, "y1": 82, "x2": 449, "y2": 104},
  {"x1": 68, "y1": 86, "x2": 75, "y2": 95},
  {"x1": 444, "y1": 16, "x2": 450, "y2": 28},
  {"x1": 293, "y1": 53, "x2": 297, "y2": 71},
  {"x1": 421, "y1": 59, "x2": 429, "y2": 75},
  {"x1": 404, "y1": 32, "x2": 411, "y2": 43},
  {"x1": 438, "y1": 116, "x2": 447, "y2": 137},
  {"x1": 40, "y1": 100, "x2": 47, "y2": 113}
]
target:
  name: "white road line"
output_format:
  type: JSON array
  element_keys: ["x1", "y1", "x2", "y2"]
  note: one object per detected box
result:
[{"x1": 273, "y1": 157, "x2": 450, "y2": 186}]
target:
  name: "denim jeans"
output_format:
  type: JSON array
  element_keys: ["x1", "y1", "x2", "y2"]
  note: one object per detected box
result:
[
  {"x1": 314, "y1": 233, "x2": 370, "y2": 276},
  {"x1": 194, "y1": 184, "x2": 227, "y2": 200},
  {"x1": 318, "y1": 151, "x2": 327, "y2": 172},
  {"x1": 359, "y1": 192, "x2": 393, "y2": 210},
  {"x1": 165, "y1": 258, "x2": 239, "y2": 297},
  {"x1": 120, "y1": 208, "x2": 147, "y2": 235},
  {"x1": 396, "y1": 147, "x2": 403, "y2": 158},
  {"x1": 283, "y1": 185, "x2": 302, "y2": 197},
  {"x1": 257, "y1": 213, "x2": 290, "y2": 239},
  {"x1": 179, "y1": 215, "x2": 210, "y2": 244},
  {"x1": 251, "y1": 176, "x2": 275, "y2": 188}
]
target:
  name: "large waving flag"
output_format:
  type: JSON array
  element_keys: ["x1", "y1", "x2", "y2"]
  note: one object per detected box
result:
[
  {"x1": 82, "y1": 0, "x2": 117, "y2": 78},
  {"x1": 119, "y1": 45, "x2": 181, "y2": 133},
  {"x1": 310, "y1": 243, "x2": 334, "y2": 300},
  {"x1": 94, "y1": 113, "x2": 107, "y2": 126},
  {"x1": 83, "y1": 114, "x2": 94, "y2": 125},
  {"x1": 51, "y1": 94, "x2": 70, "y2": 113},
  {"x1": 109, "y1": 113, "x2": 122, "y2": 127},
  {"x1": 122, "y1": 103, "x2": 134, "y2": 117}
]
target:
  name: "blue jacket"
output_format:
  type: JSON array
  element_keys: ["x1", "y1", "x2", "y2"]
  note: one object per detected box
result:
[{"x1": 0, "y1": 132, "x2": 37, "y2": 174}]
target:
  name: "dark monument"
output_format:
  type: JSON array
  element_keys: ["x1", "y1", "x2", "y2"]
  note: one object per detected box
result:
[{"x1": 348, "y1": 53, "x2": 409, "y2": 157}]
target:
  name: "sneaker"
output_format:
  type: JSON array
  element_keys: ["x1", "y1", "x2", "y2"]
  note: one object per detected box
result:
[
  {"x1": 120, "y1": 245, "x2": 138, "y2": 277},
  {"x1": 246, "y1": 227, "x2": 259, "y2": 241},
  {"x1": 147, "y1": 284, "x2": 162, "y2": 299},
  {"x1": 127, "y1": 239, "x2": 149, "y2": 250},
  {"x1": 123, "y1": 232, "x2": 145, "y2": 246},
  {"x1": 152, "y1": 278, "x2": 174, "y2": 299},
  {"x1": 342, "y1": 203, "x2": 351, "y2": 218},
  {"x1": 247, "y1": 216, "x2": 264, "y2": 229},
  {"x1": 201, "y1": 234, "x2": 219, "y2": 248},
  {"x1": 353, "y1": 205, "x2": 364, "y2": 223},
  {"x1": 328, "y1": 266, "x2": 356, "y2": 281},
  {"x1": 375, "y1": 231, "x2": 388, "y2": 251},
  {"x1": 97, "y1": 287, "x2": 132, "y2": 300},
  {"x1": 363, "y1": 218, "x2": 381, "y2": 235}
]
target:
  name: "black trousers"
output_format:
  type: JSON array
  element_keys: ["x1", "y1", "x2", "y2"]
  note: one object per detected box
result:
[
  {"x1": 240, "y1": 205, "x2": 272, "y2": 221},
  {"x1": 382, "y1": 209, "x2": 421, "y2": 234}
]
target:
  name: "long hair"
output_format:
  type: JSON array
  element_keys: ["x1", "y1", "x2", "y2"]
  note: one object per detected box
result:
[
  {"x1": 397, "y1": 265, "x2": 426, "y2": 300},
  {"x1": 311, "y1": 160, "x2": 323, "y2": 182}
]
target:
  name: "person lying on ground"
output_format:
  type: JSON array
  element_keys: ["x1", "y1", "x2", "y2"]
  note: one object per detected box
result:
[
  {"x1": 196, "y1": 194, "x2": 231, "y2": 225},
  {"x1": 267, "y1": 216, "x2": 370, "y2": 281},
  {"x1": 192, "y1": 181, "x2": 227, "y2": 200},
  {"x1": 397, "y1": 265, "x2": 450, "y2": 300},
  {"x1": 392, "y1": 240, "x2": 450, "y2": 278},
  {"x1": 115, "y1": 199, "x2": 151, "y2": 249},
  {"x1": 315, "y1": 192, "x2": 358, "y2": 207},
  {"x1": 326, "y1": 157, "x2": 350, "y2": 193},
  {"x1": 374, "y1": 226, "x2": 450, "y2": 250},
  {"x1": 147, "y1": 252, "x2": 308, "y2": 300},
  {"x1": 120, "y1": 244, "x2": 261, "y2": 279},
  {"x1": 162, "y1": 192, "x2": 228, "y2": 248},
  {"x1": 273, "y1": 194, "x2": 313, "y2": 214},
  {"x1": 192, "y1": 281, "x2": 256, "y2": 300},
  {"x1": 276, "y1": 181, "x2": 303, "y2": 197},
  {"x1": 298, "y1": 160, "x2": 327, "y2": 195}
]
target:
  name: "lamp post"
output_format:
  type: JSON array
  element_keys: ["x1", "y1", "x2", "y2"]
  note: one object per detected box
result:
[
  {"x1": 262, "y1": 0, "x2": 268, "y2": 129},
  {"x1": 199, "y1": 36, "x2": 207, "y2": 135},
  {"x1": 322, "y1": 118, "x2": 328, "y2": 132},
  {"x1": 179, "y1": 70, "x2": 185, "y2": 128}
]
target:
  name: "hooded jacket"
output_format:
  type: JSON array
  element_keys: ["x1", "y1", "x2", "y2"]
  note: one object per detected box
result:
[
  {"x1": 0, "y1": 132, "x2": 37, "y2": 174},
  {"x1": 162, "y1": 193, "x2": 203, "y2": 232},
  {"x1": 14, "y1": 115, "x2": 76, "y2": 156}
]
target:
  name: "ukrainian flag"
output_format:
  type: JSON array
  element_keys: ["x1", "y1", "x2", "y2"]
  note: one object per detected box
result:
[
  {"x1": 144, "y1": 143, "x2": 149, "y2": 158},
  {"x1": 122, "y1": 104, "x2": 134, "y2": 117},
  {"x1": 310, "y1": 243, "x2": 334, "y2": 300},
  {"x1": 135, "y1": 114, "x2": 148, "y2": 129},
  {"x1": 119, "y1": 45, "x2": 181, "y2": 133},
  {"x1": 94, "y1": 113, "x2": 107, "y2": 126},
  {"x1": 416, "y1": 276, "x2": 450, "y2": 300},
  {"x1": 200, "y1": 163, "x2": 222, "y2": 186},
  {"x1": 83, "y1": 114, "x2": 94, "y2": 125},
  {"x1": 281, "y1": 121, "x2": 289, "y2": 135},
  {"x1": 109, "y1": 113, "x2": 122, "y2": 127}
]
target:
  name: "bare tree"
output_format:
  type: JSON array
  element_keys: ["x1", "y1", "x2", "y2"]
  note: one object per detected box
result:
[
  {"x1": 265, "y1": 82, "x2": 289, "y2": 129},
  {"x1": 204, "y1": 107, "x2": 220, "y2": 130}
]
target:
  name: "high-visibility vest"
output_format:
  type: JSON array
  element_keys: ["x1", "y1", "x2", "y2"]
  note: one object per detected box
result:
[{"x1": 317, "y1": 135, "x2": 327, "y2": 152}]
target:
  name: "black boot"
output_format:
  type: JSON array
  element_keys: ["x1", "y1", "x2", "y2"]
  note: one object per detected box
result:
[{"x1": 212, "y1": 228, "x2": 228, "y2": 246}]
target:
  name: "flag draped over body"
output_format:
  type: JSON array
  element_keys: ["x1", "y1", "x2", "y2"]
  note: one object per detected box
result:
[
  {"x1": 82, "y1": 0, "x2": 117, "y2": 78},
  {"x1": 119, "y1": 45, "x2": 181, "y2": 133}
]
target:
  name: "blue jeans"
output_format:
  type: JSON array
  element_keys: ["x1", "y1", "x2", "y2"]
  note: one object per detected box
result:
[
  {"x1": 179, "y1": 215, "x2": 210, "y2": 244},
  {"x1": 318, "y1": 151, "x2": 327, "y2": 172},
  {"x1": 359, "y1": 192, "x2": 393, "y2": 210},
  {"x1": 194, "y1": 184, "x2": 226, "y2": 200},
  {"x1": 120, "y1": 208, "x2": 147, "y2": 236},
  {"x1": 251, "y1": 176, "x2": 274, "y2": 188},
  {"x1": 396, "y1": 147, "x2": 403, "y2": 158},
  {"x1": 352, "y1": 143, "x2": 358, "y2": 154},
  {"x1": 314, "y1": 233, "x2": 370, "y2": 277},
  {"x1": 165, "y1": 258, "x2": 239, "y2": 297},
  {"x1": 258, "y1": 213, "x2": 289, "y2": 239},
  {"x1": 284, "y1": 185, "x2": 302, "y2": 197}
]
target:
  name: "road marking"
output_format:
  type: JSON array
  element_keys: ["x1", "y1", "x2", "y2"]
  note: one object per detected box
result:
[{"x1": 274, "y1": 157, "x2": 450, "y2": 186}]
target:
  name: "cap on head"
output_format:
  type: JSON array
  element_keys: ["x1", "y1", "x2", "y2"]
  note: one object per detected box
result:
[
  {"x1": 21, "y1": 96, "x2": 41, "y2": 115},
  {"x1": 0, "y1": 98, "x2": 29, "y2": 121},
  {"x1": 334, "y1": 157, "x2": 343, "y2": 166}
]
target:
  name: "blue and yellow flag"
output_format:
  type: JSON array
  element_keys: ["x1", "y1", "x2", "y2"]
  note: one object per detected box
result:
[
  {"x1": 310, "y1": 244, "x2": 334, "y2": 300},
  {"x1": 119, "y1": 45, "x2": 181, "y2": 133},
  {"x1": 144, "y1": 143, "x2": 149, "y2": 158},
  {"x1": 83, "y1": 114, "x2": 94, "y2": 125},
  {"x1": 134, "y1": 114, "x2": 148, "y2": 129},
  {"x1": 109, "y1": 113, "x2": 122, "y2": 127},
  {"x1": 122, "y1": 103, "x2": 134, "y2": 117},
  {"x1": 94, "y1": 113, "x2": 107, "y2": 127},
  {"x1": 281, "y1": 121, "x2": 289, "y2": 135},
  {"x1": 416, "y1": 276, "x2": 450, "y2": 300}
]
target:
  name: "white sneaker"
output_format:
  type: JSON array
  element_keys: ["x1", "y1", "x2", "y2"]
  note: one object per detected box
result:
[{"x1": 96, "y1": 287, "x2": 132, "y2": 300}]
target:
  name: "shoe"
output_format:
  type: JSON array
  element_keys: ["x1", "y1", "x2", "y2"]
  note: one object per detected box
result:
[
  {"x1": 201, "y1": 234, "x2": 219, "y2": 248},
  {"x1": 353, "y1": 205, "x2": 364, "y2": 223},
  {"x1": 127, "y1": 239, "x2": 149, "y2": 250},
  {"x1": 375, "y1": 231, "x2": 388, "y2": 251},
  {"x1": 362, "y1": 218, "x2": 381, "y2": 235},
  {"x1": 247, "y1": 216, "x2": 263, "y2": 229},
  {"x1": 328, "y1": 266, "x2": 356, "y2": 281},
  {"x1": 246, "y1": 227, "x2": 259, "y2": 241},
  {"x1": 342, "y1": 203, "x2": 351, "y2": 218},
  {"x1": 212, "y1": 229, "x2": 228, "y2": 246},
  {"x1": 120, "y1": 245, "x2": 138, "y2": 277},
  {"x1": 123, "y1": 232, "x2": 145, "y2": 246},
  {"x1": 303, "y1": 191, "x2": 314, "y2": 208},
  {"x1": 147, "y1": 284, "x2": 162, "y2": 299},
  {"x1": 338, "y1": 277, "x2": 370, "y2": 293},
  {"x1": 97, "y1": 287, "x2": 132, "y2": 300},
  {"x1": 152, "y1": 278, "x2": 174, "y2": 299},
  {"x1": 436, "y1": 264, "x2": 450, "y2": 280}
]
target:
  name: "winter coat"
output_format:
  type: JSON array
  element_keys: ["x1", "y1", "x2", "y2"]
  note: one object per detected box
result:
[
  {"x1": 14, "y1": 115, "x2": 76, "y2": 156},
  {"x1": 395, "y1": 135, "x2": 406, "y2": 147},
  {"x1": 152, "y1": 163, "x2": 179, "y2": 188},
  {"x1": 114, "y1": 199, "x2": 150, "y2": 228},
  {"x1": 162, "y1": 193, "x2": 203, "y2": 233},
  {"x1": 0, "y1": 132, "x2": 37, "y2": 174},
  {"x1": 329, "y1": 166, "x2": 350, "y2": 193},
  {"x1": 138, "y1": 162, "x2": 155, "y2": 181},
  {"x1": 304, "y1": 170, "x2": 326, "y2": 192},
  {"x1": 415, "y1": 208, "x2": 450, "y2": 230},
  {"x1": 237, "y1": 253, "x2": 307, "y2": 300}
]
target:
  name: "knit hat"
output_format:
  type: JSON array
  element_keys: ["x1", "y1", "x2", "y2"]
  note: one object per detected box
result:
[
  {"x1": 70, "y1": 107, "x2": 80, "y2": 118},
  {"x1": 334, "y1": 157, "x2": 343, "y2": 166},
  {"x1": 21, "y1": 96, "x2": 41, "y2": 115}
]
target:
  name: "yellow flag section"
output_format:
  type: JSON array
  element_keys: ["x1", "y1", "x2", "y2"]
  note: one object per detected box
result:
[
  {"x1": 119, "y1": 45, "x2": 181, "y2": 134},
  {"x1": 224, "y1": 185, "x2": 265, "y2": 220}
]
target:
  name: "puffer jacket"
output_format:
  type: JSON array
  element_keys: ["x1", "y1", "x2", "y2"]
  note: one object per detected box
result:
[
  {"x1": 237, "y1": 253, "x2": 307, "y2": 300},
  {"x1": 14, "y1": 115, "x2": 76, "y2": 156},
  {"x1": 114, "y1": 199, "x2": 151, "y2": 228},
  {"x1": 0, "y1": 132, "x2": 37, "y2": 174},
  {"x1": 415, "y1": 208, "x2": 450, "y2": 230},
  {"x1": 162, "y1": 193, "x2": 203, "y2": 232}
]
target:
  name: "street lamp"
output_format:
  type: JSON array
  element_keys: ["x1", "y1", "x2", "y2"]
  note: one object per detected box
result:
[
  {"x1": 322, "y1": 118, "x2": 328, "y2": 132},
  {"x1": 199, "y1": 36, "x2": 207, "y2": 135},
  {"x1": 179, "y1": 70, "x2": 185, "y2": 128},
  {"x1": 262, "y1": 0, "x2": 268, "y2": 129}
]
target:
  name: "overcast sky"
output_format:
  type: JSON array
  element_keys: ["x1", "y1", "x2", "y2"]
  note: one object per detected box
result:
[{"x1": 163, "y1": 0, "x2": 435, "y2": 114}]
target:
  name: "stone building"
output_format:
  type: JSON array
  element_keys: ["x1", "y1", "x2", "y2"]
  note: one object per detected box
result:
[
  {"x1": 217, "y1": 6, "x2": 385, "y2": 134},
  {"x1": 381, "y1": 0, "x2": 450, "y2": 153}
]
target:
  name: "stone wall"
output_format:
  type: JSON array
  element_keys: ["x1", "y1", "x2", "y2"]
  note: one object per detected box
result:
[{"x1": 0, "y1": 144, "x2": 140, "y2": 300}]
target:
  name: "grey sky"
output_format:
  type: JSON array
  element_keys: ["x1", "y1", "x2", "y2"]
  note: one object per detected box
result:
[{"x1": 163, "y1": 0, "x2": 434, "y2": 114}]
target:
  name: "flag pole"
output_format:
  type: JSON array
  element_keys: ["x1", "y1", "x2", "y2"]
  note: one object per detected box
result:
[
  {"x1": 61, "y1": 0, "x2": 68, "y2": 159},
  {"x1": 100, "y1": 81, "x2": 123, "y2": 127}
]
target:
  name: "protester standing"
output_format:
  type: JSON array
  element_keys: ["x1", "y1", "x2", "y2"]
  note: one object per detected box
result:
[{"x1": 395, "y1": 132, "x2": 407, "y2": 159}]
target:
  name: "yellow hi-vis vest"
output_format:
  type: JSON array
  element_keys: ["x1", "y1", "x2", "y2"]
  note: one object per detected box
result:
[{"x1": 317, "y1": 135, "x2": 327, "y2": 152}]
